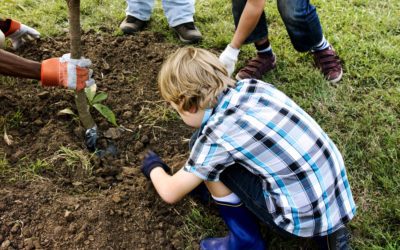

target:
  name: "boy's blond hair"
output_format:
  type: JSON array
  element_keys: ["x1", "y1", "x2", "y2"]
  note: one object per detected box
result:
[{"x1": 158, "y1": 47, "x2": 235, "y2": 111}]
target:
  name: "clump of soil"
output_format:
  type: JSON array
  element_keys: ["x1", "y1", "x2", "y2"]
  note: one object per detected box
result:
[{"x1": 0, "y1": 30, "x2": 222, "y2": 249}]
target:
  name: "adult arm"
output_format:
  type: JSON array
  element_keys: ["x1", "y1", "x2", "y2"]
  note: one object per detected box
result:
[
  {"x1": 0, "y1": 49, "x2": 41, "y2": 79},
  {"x1": 0, "y1": 17, "x2": 40, "y2": 50},
  {"x1": 0, "y1": 50, "x2": 94, "y2": 90}
]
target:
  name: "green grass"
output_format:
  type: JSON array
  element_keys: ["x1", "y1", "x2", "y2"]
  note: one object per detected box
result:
[
  {"x1": 2, "y1": 0, "x2": 400, "y2": 248},
  {"x1": 0, "y1": 154, "x2": 52, "y2": 181},
  {"x1": 53, "y1": 146, "x2": 95, "y2": 175}
]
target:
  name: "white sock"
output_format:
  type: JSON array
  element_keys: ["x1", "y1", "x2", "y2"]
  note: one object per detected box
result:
[
  {"x1": 311, "y1": 36, "x2": 330, "y2": 52},
  {"x1": 257, "y1": 45, "x2": 272, "y2": 54},
  {"x1": 212, "y1": 193, "x2": 241, "y2": 205}
]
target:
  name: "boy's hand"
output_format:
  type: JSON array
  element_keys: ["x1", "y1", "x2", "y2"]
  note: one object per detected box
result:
[
  {"x1": 5, "y1": 19, "x2": 40, "y2": 50},
  {"x1": 219, "y1": 44, "x2": 240, "y2": 77},
  {"x1": 41, "y1": 53, "x2": 95, "y2": 91},
  {"x1": 141, "y1": 150, "x2": 171, "y2": 179}
]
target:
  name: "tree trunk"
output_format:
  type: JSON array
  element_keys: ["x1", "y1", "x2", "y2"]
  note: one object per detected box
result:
[{"x1": 67, "y1": 0, "x2": 95, "y2": 130}]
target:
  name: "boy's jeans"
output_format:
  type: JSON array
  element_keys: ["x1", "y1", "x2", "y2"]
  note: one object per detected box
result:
[
  {"x1": 219, "y1": 164, "x2": 351, "y2": 249},
  {"x1": 125, "y1": 0, "x2": 194, "y2": 27},
  {"x1": 232, "y1": 0, "x2": 324, "y2": 52},
  {"x1": 189, "y1": 130, "x2": 350, "y2": 249}
]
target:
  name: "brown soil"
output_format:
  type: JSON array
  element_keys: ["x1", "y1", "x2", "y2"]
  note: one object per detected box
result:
[
  {"x1": 0, "y1": 31, "x2": 313, "y2": 250},
  {"x1": 0, "y1": 30, "x2": 226, "y2": 250}
]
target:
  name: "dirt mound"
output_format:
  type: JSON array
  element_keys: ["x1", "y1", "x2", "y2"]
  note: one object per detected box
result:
[{"x1": 0, "y1": 31, "x2": 223, "y2": 249}]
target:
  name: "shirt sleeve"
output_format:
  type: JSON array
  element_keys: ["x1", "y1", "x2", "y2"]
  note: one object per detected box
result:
[{"x1": 184, "y1": 132, "x2": 234, "y2": 182}]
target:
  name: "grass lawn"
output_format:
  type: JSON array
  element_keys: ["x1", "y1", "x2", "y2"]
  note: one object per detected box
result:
[{"x1": 2, "y1": 0, "x2": 399, "y2": 248}]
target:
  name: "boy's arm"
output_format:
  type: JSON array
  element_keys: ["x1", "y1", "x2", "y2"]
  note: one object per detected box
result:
[
  {"x1": 150, "y1": 168, "x2": 203, "y2": 204},
  {"x1": 142, "y1": 150, "x2": 204, "y2": 204}
]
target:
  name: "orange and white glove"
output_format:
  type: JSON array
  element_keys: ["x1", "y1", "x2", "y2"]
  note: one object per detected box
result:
[
  {"x1": 4, "y1": 19, "x2": 40, "y2": 50},
  {"x1": 0, "y1": 30, "x2": 5, "y2": 48},
  {"x1": 41, "y1": 54, "x2": 95, "y2": 91}
]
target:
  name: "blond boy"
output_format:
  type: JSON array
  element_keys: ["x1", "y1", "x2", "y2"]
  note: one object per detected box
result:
[{"x1": 141, "y1": 47, "x2": 356, "y2": 249}]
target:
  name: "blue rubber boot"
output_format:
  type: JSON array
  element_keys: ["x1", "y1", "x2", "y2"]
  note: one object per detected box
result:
[{"x1": 200, "y1": 202, "x2": 266, "y2": 250}]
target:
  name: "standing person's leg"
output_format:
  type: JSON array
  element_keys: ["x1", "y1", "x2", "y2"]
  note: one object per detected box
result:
[
  {"x1": 233, "y1": 0, "x2": 277, "y2": 81},
  {"x1": 277, "y1": 0, "x2": 343, "y2": 83},
  {"x1": 163, "y1": 0, "x2": 202, "y2": 43},
  {"x1": 120, "y1": 0, "x2": 154, "y2": 34}
]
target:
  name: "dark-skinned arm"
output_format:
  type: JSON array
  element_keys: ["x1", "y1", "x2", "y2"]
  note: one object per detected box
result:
[{"x1": 0, "y1": 49, "x2": 41, "y2": 79}]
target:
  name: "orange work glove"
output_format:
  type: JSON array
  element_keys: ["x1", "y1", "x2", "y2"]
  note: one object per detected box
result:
[
  {"x1": 41, "y1": 54, "x2": 95, "y2": 91},
  {"x1": 4, "y1": 19, "x2": 40, "y2": 50}
]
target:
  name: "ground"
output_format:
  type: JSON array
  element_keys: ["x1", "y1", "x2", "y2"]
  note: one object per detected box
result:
[
  {"x1": 3, "y1": 1, "x2": 400, "y2": 248},
  {"x1": 0, "y1": 31, "x2": 232, "y2": 250}
]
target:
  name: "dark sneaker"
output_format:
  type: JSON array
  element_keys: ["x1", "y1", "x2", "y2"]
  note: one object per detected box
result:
[
  {"x1": 120, "y1": 15, "x2": 148, "y2": 34},
  {"x1": 313, "y1": 46, "x2": 343, "y2": 83},
  {"x1": 172, "y1": 22, "x2": 202, "y2": 43},
  {"x1": 235, "y1": 53, "x2": 276, "y2": 80}
]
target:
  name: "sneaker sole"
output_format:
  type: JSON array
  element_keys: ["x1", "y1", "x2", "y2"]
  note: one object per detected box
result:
[
  {"x1": 328, "y1": 68, "x2": 343, "y2": 84},
  {"x1": 235, "y1": 56, "x2": 277, "y2": 81},
  {"x1": 120, "y1": 27, "x2": 139, "y2": 35},
  {"x1": 176, "y1": 33, "x2": 202, "y2": 44}
]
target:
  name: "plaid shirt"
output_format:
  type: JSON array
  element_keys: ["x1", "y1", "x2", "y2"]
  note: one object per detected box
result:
[{"x1": 184, "y1": 79, "x2": 356, "y2": 237}]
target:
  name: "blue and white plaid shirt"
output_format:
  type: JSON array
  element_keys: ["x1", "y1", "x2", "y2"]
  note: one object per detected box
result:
[{"x1": 184, "y1": 79, "x2": 356, "y2": 237}]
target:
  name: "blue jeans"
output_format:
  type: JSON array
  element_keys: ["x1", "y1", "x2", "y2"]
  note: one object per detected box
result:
[
  {"x1": 126, "y1": 0, "x2": 194, "y2": 27},
  {"x1": 232, "y1": 0, "x2": 324, "y2": 52},
  {"x1": 220, "y1": 165, "x2": 351, "y2": 249},
  {"x1": 190, "y1": 130, "x2": 351, "y2": 249}
]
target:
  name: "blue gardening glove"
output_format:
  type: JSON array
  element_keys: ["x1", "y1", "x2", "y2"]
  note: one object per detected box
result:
[{"x1": 141, "y1": 150, "x2": 171, "y2": 179}]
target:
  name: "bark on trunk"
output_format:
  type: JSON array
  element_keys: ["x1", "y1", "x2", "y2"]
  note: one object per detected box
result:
[{"x1": 67, "y1": 0, "x2": 95, "y2": 129}]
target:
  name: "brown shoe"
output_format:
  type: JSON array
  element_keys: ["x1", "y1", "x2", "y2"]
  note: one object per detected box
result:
[
  {"x1": 172, "y1": 22, "x2": 202, "y2": 43},
  {"x1": 313, "y1": 46, "x2": 343, "y2": 83},
  {"x1": 235, "y1": 53, "x2": 276, "y2": 80},
  {"x1": 120, "y1": 15, "x2": 148, "y2": 34}
]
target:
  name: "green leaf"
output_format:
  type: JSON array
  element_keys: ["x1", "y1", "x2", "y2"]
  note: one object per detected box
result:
[
  {"x1": 93, "y1": 103, "x2": 118, "y2": 126},
  {"x1": 85, "y1": 85, "x2": 96, "y2": 103},
  {"x1": 92, "y1": 92, "x2": 108, "y2": 104}
]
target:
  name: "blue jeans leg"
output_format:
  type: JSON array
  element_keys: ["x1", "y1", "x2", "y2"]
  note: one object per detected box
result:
[
  {"x1": 163, "y1": 0, "x2": 195, "y2": 27},
  {"x1": 190, "y1": 130, "x2": 351, "y2": 246},
  {"x1": 219, "y1": 163, "x2": 295, "y2": 239},
  {"x1": 126, "y1": 0, "x2": 154, "y2": 21},
  {"x1": 126, "y1": 0, "x2": 194, "y2": 27},
  {"x1": 219, "y1": 163, "x2": 352, "y2": 249},
  {"x1": 277, "y1": 0, "x2": 324, "y2": 52},
  {"x1": 189, "y1": 130, "x2": 285, "y2": 231},
  {"x1": 232, "y1": 0, "x2": 268, "y2": 44},
  {"x1": 313, "y1": 227, "x2": 351, "y2": 250}
]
